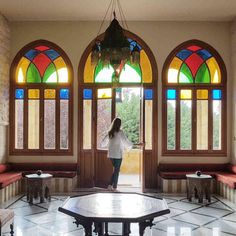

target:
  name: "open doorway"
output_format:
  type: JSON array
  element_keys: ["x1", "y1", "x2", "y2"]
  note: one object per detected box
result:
[{"x1": 115, "y1": 87, "x2": 142, "y2": 189}]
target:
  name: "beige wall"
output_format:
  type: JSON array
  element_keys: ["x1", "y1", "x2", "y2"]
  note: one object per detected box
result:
[
  {"x1": 8, "y1": 20, "x2": 232, "y2": 164},
  {"x1": 0, "y1": 14, "x2": 10, "y2": 163}
]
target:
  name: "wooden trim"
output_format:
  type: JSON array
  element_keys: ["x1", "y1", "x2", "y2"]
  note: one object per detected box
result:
[{"x1": 9, "y1": 39, "x2": 74, "y2": 156}]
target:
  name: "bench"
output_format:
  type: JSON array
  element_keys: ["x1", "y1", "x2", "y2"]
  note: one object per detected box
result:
[
  {"x1": 0, "y1": 209, "x2": 14, "y2": 235},
  {"x1": 0, "y1": 163, "x2": 78, "y2": 204},
  {"x1": 158, "y1": 163, "x2": 236, "y2": 203}
]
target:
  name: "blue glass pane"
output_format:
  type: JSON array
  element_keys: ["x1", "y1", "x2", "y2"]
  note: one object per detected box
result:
[
  {"x1": 24, "y1": 49, "x2": 39, "y2": 61},
  {"x1": 15, "y1": 89, "x2": 24, "y2": 99},
  {"x1": 128, "y1": 38, "x2": 142, "y2": 51},
  {"x1": 60, "y1": 89, "x2": 69, "y2": 99},
  {"x1": 197, "y1": 49, "x2": 212, "y2": 60},
  {"x1": 45, "y1": 49, "x2": 60, "y2": 60},
  {"x1": 212, "y1": 89, "x2": 222, "y2": 100},
  {"x1": 83, "y1": 89, "x2": 92, "y2": 99},
  {"x1": 144, "y1": 89, "x2": 153, "y2": 100},
  {"x1": 167, "y1": 89, "x2": 176, "y2": 100},
  {"x1": 176, "y1": 49, "x2": 192, "y2": 60}
]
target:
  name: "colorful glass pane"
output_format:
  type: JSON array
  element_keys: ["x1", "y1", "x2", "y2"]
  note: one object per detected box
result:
[
  {"x1": 26, "y1": 63, "x2": 41, "y2": 83},
  {"x1": 212, "y1": 89, "x2": 222, "y2": 100},
  {"x1": 97, "y1": 88, "x2": 112, "y2": 98},
  {"x1": 187, "y1": 45, "x2": 201, "y2": 51},
  {"x1": 45, "y1": 49, "x2": 60, "y2": 60},
  {"x1": 144, "y1": 89, "x2": 153, "y2": 100},
  {"x1": 197, "y1": 89, "x2": 208, "y2": 99},
  {"x1": 32, "y1": 53, "x2": 51, "y2": 77},
  {"x1": 140, "y1": 50, "x2": 152, "y2": 83},
  {"x1": 168, "y1": 57, "x2": 182, "y2": 83},
  {"x1": 119, "y1": 61, "x2": 141, "y2": 83},
  {"x1": 60, "y1": 89, "x2": 69, "y2": 99},
  {"x1": 16, "y1": 57, "x2": 31, "y2": 83},
  {"x1": 185, "y1": 53, "x2": 203, "y2": 77},
  {"x1": 179, "y1": 63, "x2": 193, "y2": 83},
  {"x1": 83, "y1": 89, "x2": 92, "y2": 99},
  {"x1": 28, "y1": 89, "x2": 40, "y2": 99},
  {"x1": 94, "y1": 62, "x2": 113, "y2": 83},
  {"x1": 195, "y1": 63, "x2": 210, "y2": 83},
  {"x1": 54, "y1": 57, "x2": 68, "y2": 83},
  {"x1": 176, "y1": 49, "x2": 192, "y2": 60},
  {"x1": 44, "y1": 89, "x2": 56, "y2": 99},
  {"x1": 15, "y1": 89, "x2": 24, "y2": 99},
  {"x1": 35, "y1": 46, "x2": 49, "y2": 51},
  {"x1": 206, "y1": 57, "x2": 221, "y2": 83},
  {"x1": 43, "y1": 63, "x2": 57, "y2": 83},
  {"x1": 180, "y1": 90, "x2": 192, "y2": 99},
  {"x1": 25, "y1": 49, "x2": 39, "y2": 61},
  {"x1": 167, "y1": 89, "x2": 176, "y2": 99},
  {"x1": 128, "y1": 38, "x2": 142, "y2": 51},
  {"x1": 84, "y1": 53, "x2": 96, "y2": 83},
  {"x1": 197, "y1": 49, "x2": 212, "y2": 60}
]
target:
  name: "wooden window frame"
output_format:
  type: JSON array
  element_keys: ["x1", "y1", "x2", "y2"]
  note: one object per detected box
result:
[
  {"x1": 162, "y1": 39, "x2": 227, "y2": 156},
  {"x1": 9, "y1": 40, "x2": 73, "y2": 155}
]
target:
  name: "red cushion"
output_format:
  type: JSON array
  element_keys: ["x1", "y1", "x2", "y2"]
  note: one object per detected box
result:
[
  {"x1": 215, "y1": 172, "x2": 236, "y2": 189},
  {"x1": 227, "y1": 164, "x2": 236, "y2": 174},
  {"x1": 0, "y1": 164, "x2": 12, "y2": 174},
  {"x1": 11, "y1": 163, "x2": 77, "y2": 172},
  {"x1": 0, "y1": 172, "x2": 22, "y2": 188},
  {"x1": 22, "y1": 170, "x2": 76, "y2": 178},
  {"x1": 159, "y1": 171, "x2": 217, "y2": 179}
]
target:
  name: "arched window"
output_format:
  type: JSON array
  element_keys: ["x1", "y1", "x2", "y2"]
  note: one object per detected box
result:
[
  {"x1": 10, "y1": 40, "x2": 73, "y2": 155},
  {"x1": 162, "y1": 40, "x2": 227, "y2": 156}
]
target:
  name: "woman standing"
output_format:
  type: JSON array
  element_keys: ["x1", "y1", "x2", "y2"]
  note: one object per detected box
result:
[{"x1": 101, "y1": 117, "x2": 132, "y2": 191}]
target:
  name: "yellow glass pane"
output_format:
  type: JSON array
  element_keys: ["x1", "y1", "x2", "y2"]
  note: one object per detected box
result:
[
  {"x1": 180, "y1": 90, "x2": 192, "y2": 99},
  {"x1": 44, "y1": 89, "x2": 56, "y2": 99},
  {"x1": 16, "y1": 57, "x2": 31, "y2": 83},
  {"x1": 197, "y1": 89, "x2": 208, "y2": 99},
  {"x1": 206, "y1": 57, "x2": 221, "y2": 84},
  {"x1": 97, "y1": 88, "x2": 112, "y2": 99},
  {"x1": 28, "y1": 89, "x2": 40, "y2": 99},
  {"x1": 168, "y1": 57, "x2": 182, "y2": 83},
  {"x1": 140, "y1": 50, "x2": 152, "y2": 83},
  {"x1": 54, "y1": 57, "x2": 68, "y2": 83},
  {"x1": 84, "y1": 53, "x2": 96, "y2": 83}
]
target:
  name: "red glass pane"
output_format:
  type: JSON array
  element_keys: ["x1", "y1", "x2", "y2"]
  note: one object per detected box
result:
[
  {"x1": 185, "y1": 53, "x2": 203, "y2": 77},
  {"x1": 35, "y1": 46, "x2": 50, "y2": 51},
  {"x1": 187, "y1": 45, "x2": 201, "y2": 51},
  {"x1": 33, "y1": 53, "x2": 51, "y2": 77}
]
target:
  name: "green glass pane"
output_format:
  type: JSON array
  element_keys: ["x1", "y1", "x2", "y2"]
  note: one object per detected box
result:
[
  {"x1": 119, "y1": 61, "x2": 141, "y2": 83},
  {"x1": 26, "y1": 63, "x2": 41, "y2": 83},
  {"x1": 195, "y1": 63, "x2": 210, "y2": 83},
  {"x1": 43, "y1": 63, "x2": 57, "y2": 83},
  {"x1": 94, "y1": 61, "x2": 113, "y2": 83},
  {"x1": 179, "y1": 63, "x2": 193, "y2": 83}
]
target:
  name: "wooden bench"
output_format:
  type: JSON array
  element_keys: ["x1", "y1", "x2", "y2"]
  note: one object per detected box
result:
[{"x1": 158, "y1": 163, "x2": 236, "y2": 203}]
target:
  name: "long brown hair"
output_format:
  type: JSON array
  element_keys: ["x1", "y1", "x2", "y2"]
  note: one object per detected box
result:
[{"x1": 108, "y1": 118, "x2": 121, "y2": 139}]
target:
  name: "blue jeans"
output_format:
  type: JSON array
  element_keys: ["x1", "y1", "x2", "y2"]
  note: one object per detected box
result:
[{"x1": 109, "y1": 158, "x2": 122, "y2": 189}]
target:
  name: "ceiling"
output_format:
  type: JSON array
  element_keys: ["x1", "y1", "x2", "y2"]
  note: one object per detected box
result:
[{"x1": 0, "y1": 0, "x2": 236, "y2": 22}]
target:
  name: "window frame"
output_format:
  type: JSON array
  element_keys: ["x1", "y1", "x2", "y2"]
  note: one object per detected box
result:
[
  {"x1": 9, "y1": 40, "x2": 73, "y2": 155},
  {"x1": 162, "y1": 39, "x2": 227, "y2": 156}
]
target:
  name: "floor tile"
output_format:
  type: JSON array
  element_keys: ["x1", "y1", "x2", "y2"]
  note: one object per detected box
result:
[
  {"x1": 192, "y1": 206, "x2": 233, "y2": 218},
  {"x1": 168, "y1": 201, "x2": 200, "y2": 211},
  {"x1": 10, "y1": 205, "x2": 47, "y2": 216},
  {"x1": 209, "y1": 201, "x2": 234, "y2": 211},
  {"x1": 167, "y1": 208, "x2": 186, "y2": 218},
  {"x1": 206, "y1": 219, "x2": 236, "y2": 235},
  {"x1": 36, "y1": 200, "x2": 64, "y2": 212},
  {"x1": 8, "y1": 199, "x2": 30, "y2": 208},
  {"x1": 192, "y1": 227, "x2": 233, "y2": 236},
  {"x1": 173, "y1": 212, "x2": 215, "y2": 226},
  {"x1": 222, "y1": 212, "x2": 236, "y2": 223}
]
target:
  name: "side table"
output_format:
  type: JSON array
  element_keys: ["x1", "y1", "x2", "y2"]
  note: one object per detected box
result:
[
  {"x1": 186, "y1": 174, "x2": 212, "y2": 203},
  {"x1": 25, "y1": 173, "x2": 52, "y2": 204}
]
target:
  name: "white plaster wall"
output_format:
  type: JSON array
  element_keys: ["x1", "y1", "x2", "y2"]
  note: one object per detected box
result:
[
  {"x1": 0, "y1": 14, "x2": 10, "y2": 163},
  {"x1": 8, "y1": 21, "x2": 231, "y2": 164}
]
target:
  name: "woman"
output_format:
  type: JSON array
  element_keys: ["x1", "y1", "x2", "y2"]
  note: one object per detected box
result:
[{"x1": 101, "y1": 117, "x2": 132, "y2": 191}]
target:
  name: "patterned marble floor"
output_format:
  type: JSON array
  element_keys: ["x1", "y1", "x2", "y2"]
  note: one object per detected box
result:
[{"x1": 2, "y1": 192, "x2": 236, "y2": 236}]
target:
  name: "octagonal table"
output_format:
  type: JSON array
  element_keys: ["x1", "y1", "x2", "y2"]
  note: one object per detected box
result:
[{"x1": 58, "y1": 192, "x2": 170, "y2": 236}]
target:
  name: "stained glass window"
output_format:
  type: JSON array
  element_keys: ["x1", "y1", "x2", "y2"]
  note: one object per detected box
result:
[
  {"x1": 11, "y1": 40, "x2": 73, "y2": 155},
  {"x1": 163, "y1": 40, "x2": 226, "y2": 155}
]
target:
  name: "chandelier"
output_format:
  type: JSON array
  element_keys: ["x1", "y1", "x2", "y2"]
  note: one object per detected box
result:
[{"x1": 91, "y1": 0, "x2": 140, "y2": 84}]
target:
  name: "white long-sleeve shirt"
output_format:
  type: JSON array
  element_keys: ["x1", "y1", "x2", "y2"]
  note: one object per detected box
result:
[{"x1": 101, "y1": 130, "x2": 133, "y2": 159}]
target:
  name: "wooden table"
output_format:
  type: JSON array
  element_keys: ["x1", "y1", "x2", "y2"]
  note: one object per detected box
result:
[
  {"x1": 58, "y1": 193, "x2": 170, "y2": 236},
  {"x1": 25, "y1": 173, "x2": 52, "y2": 204},
  {"x1": 186, "y1": 174, "x2": 213, "y2": 203}
]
